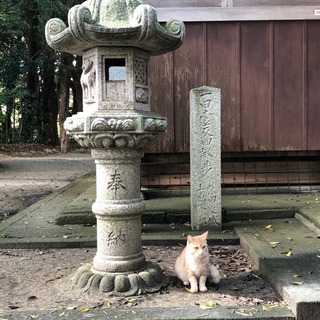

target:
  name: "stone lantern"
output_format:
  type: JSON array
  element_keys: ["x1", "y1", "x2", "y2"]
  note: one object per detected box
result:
[{"x1": 45, "y1": 0, "x2": 185, "y2": 296}]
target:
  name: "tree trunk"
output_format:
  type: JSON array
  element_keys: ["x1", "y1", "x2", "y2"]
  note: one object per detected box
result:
[
  {"x1": 4, "y1": 110, "x2": 12, "y2": 144},
  {"x1": 20, "y1": 0, "x2": 39, "y2": 142},
  {"x1": 42, "y1": 48, "x2": 59, "y2": 145}
]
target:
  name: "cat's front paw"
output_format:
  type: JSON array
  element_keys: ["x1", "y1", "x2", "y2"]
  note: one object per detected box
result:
[
  {"x1": 190, "y1": 287, "x2": 198, "y2": 293},
  {"x1": 199, "y1": 286, "x2": 208, "y2": 292},
  {"x1": 183, "y1": 281, "x2": 189, "y2": 286}
]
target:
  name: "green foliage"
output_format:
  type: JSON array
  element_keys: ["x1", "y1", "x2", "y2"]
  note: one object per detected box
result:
[{"x1": 0, "y1": 0, "x2": 81, "y2": 145}]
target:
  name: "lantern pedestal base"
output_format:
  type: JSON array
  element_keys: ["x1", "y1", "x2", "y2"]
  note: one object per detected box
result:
[{"x1": 72, "y1": 261, "x2": 169, "y2": 297}]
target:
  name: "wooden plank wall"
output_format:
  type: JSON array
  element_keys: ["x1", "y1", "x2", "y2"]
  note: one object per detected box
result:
[{"x1": 148, "y1": 21, "x2": 320, "y2": 153}]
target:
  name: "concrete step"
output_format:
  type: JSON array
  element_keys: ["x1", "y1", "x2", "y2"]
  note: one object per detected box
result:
[
  {"x1": 295, "y1": 206, "x2": 320, "y2": 235},
  {"x1": 234, "y1": 218, "x2": 320, "y2": 320},
  {"x1": 3, "y1": 305, "x2": 295, "y2": 320},
  {"x1": 55, "y1": 183, "x2": 305, "y2": 225},
  {"x1": 55, "y1": 192, "x2": 192, "y2": 225}
]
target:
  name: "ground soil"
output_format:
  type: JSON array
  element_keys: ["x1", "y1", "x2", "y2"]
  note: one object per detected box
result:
[
  {"x1": 0, "y1": 246, "x2": 284, "y2": 316},
  {"x1": 0, "y1": 144, "x2": 285, "y2": 316},
  {"x1": 0, "y1": 144, "x2": 94, "y2": 221}
]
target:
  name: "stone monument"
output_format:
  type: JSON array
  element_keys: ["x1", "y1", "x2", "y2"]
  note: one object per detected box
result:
[
  {"x1": 45, "y1": 0, "x2": 185, "y2": 296},
  {"x1": 190, "y1": 86, "x2": 222, "y2": 230}
]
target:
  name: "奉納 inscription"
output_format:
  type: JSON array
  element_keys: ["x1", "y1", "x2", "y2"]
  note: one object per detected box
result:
[
  {"x1": 107, "y1": 170, "x2": 127, "y2": 195},
  {"x1": 107, "y1": 230, "x2": 126, "y2": 246}
]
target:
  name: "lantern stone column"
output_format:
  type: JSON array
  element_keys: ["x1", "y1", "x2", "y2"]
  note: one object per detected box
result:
[
  {"x1": 91, "y1": 148, "x2": 146, "y2": 274},
  {"x1": 45, "y1": 0, "x2": 185, "y2": 296}
]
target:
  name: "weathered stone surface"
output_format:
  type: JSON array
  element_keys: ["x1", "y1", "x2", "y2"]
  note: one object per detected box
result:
[
  {"x1": 190, "y1": 86, "x2": 222, "y2": 230},
  {"x1": 78, "y1": 272, "x2": 94, "y2": 289},
  {"x1": 46, "y1": 0, "x2": 183, "y2": 298},
  {"x1": 90, "y1": 149, "x2": 146, "y2": 274},
  {"x1": 89, "y1": 274, "x2": 103, "y2": 292},
  {"x1": 114, "y1": 275, "x2": 130, "y2": 292},
  {"x1": 72, "y1": 261, "x2": 168, "y2": 297},
  {"x1": 45, "y1": 0, "x2": 185, "y2": 56},
  {"x1": 100, "y1": 274, "x2": 115, "y2": 292}
]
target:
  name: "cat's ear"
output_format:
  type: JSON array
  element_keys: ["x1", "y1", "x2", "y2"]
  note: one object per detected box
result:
[
  {"x1": 202, "y1": 231, "x2": 208, "y2": 239},
  {"x1": 187, "y1": 235, "x2": 193, "y2": 244}
]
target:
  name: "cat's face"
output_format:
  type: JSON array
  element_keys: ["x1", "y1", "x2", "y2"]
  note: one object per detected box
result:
[{"x1": 187, "y1": 231, "x2": 208, "y2": 258}]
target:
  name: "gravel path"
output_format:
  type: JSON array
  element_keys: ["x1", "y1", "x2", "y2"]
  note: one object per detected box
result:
[{"x1": 0, "y1": 151, "x2": 95, "y2": 220}]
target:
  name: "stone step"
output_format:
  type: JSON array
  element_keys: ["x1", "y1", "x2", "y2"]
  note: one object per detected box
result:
[
  {"x1": 55, "y1": 184, "x2": 299, "y2": 225},
  {"x1": 4, "y1": 305, "x2": 295, "y2": 320},
  {"x1": 234, "y1": 218, "x2": 320, "y2": 320},
  {"x1": 295, "y1": 206, "x2": 320, "y2": 235},
  {"x1": 55, "y1": 193, "x2": 192, "y2": 225}
]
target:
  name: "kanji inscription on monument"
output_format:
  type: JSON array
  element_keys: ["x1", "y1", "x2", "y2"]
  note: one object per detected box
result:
[{"x1": 190, "y1": 86, "x2": 221, "y2": 230}]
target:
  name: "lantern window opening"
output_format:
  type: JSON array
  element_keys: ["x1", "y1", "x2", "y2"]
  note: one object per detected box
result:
[{"x1": 106, "y1": 58, "x2": 126, "y2": 82}]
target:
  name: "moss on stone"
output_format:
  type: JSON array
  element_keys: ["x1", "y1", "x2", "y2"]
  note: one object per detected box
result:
[{"x1": 98, "y1": 0, "x2": 143, "y2": 28}]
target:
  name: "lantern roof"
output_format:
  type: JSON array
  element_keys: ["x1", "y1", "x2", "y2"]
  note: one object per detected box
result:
[{"x1": 45, "y1": 0, "x2": 185, "y2": 56}]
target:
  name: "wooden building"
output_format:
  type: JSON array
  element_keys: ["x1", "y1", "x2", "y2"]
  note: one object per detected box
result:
[{"x1": 141, "y1": 0, "x2": 320, "y2": 194}]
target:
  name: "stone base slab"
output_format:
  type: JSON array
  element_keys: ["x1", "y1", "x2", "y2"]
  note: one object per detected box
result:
[{"x1": 72, "y1": 261, "x2": 169, "y2": 297}]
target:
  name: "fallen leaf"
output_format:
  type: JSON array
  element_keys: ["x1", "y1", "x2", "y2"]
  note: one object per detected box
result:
[
  {"x1": 205, "y1": 301, "x2": 213, "y2": 307},
  {"x1": 235, "y1": 311, "x2": 253, "y2": 317},
  {"x1": 230, "y1": 286, "x2": 239, "y2": 291},
  {"x1": 81, "y1": 308, "x2": 90, "y2": 312},
  {"x1": 8, "y1": 306, "x2": 19, "y2": 310},
  {"x1": 264, "y1": 225, "x2": 274, "y2": 232},
  {"x1": 293, "y1": 275, "x2": 301, "y2": 278},
  {"x1": 292, "y1": 281, "x2": 304, "y2": 285},
  {"x1": 270, "y1": 242, "x2": 280, "y2": 245},
  {"x1": 1, "y1": 233, "x2": 11, "y2": 238},
  {"x1": 287, "y1": 251, "x2": 292, "y2": 257},
  {"x1": 281, "y1": 251, "x2": 289, "y2": 254},
  {"x1": 200, "y1": 301, "x2": 214, "y2": 310},
  {"x1": 45, "y1": 276, "x2": 61, "y2": 283}
]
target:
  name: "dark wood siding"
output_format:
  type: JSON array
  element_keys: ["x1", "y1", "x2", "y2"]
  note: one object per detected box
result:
[
  {"x1": 149, "y1": 20, "x2": 320, "y2": 153},
  {"x1": 207, "y1": 22, "x2": 241, "y2": 151},
  {"x1": 307, "y1": 21, "x2": 320, "y2": 150}
]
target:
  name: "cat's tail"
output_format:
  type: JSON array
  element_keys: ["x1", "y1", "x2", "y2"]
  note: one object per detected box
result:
[{"x1": 208, "y1": 265, "x2": 220, "y2": 284}]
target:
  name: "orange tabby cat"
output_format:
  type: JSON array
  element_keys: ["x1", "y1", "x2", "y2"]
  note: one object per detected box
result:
[{"x1": 175, "y1": 231, "x2": 220, "y2": 293}]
